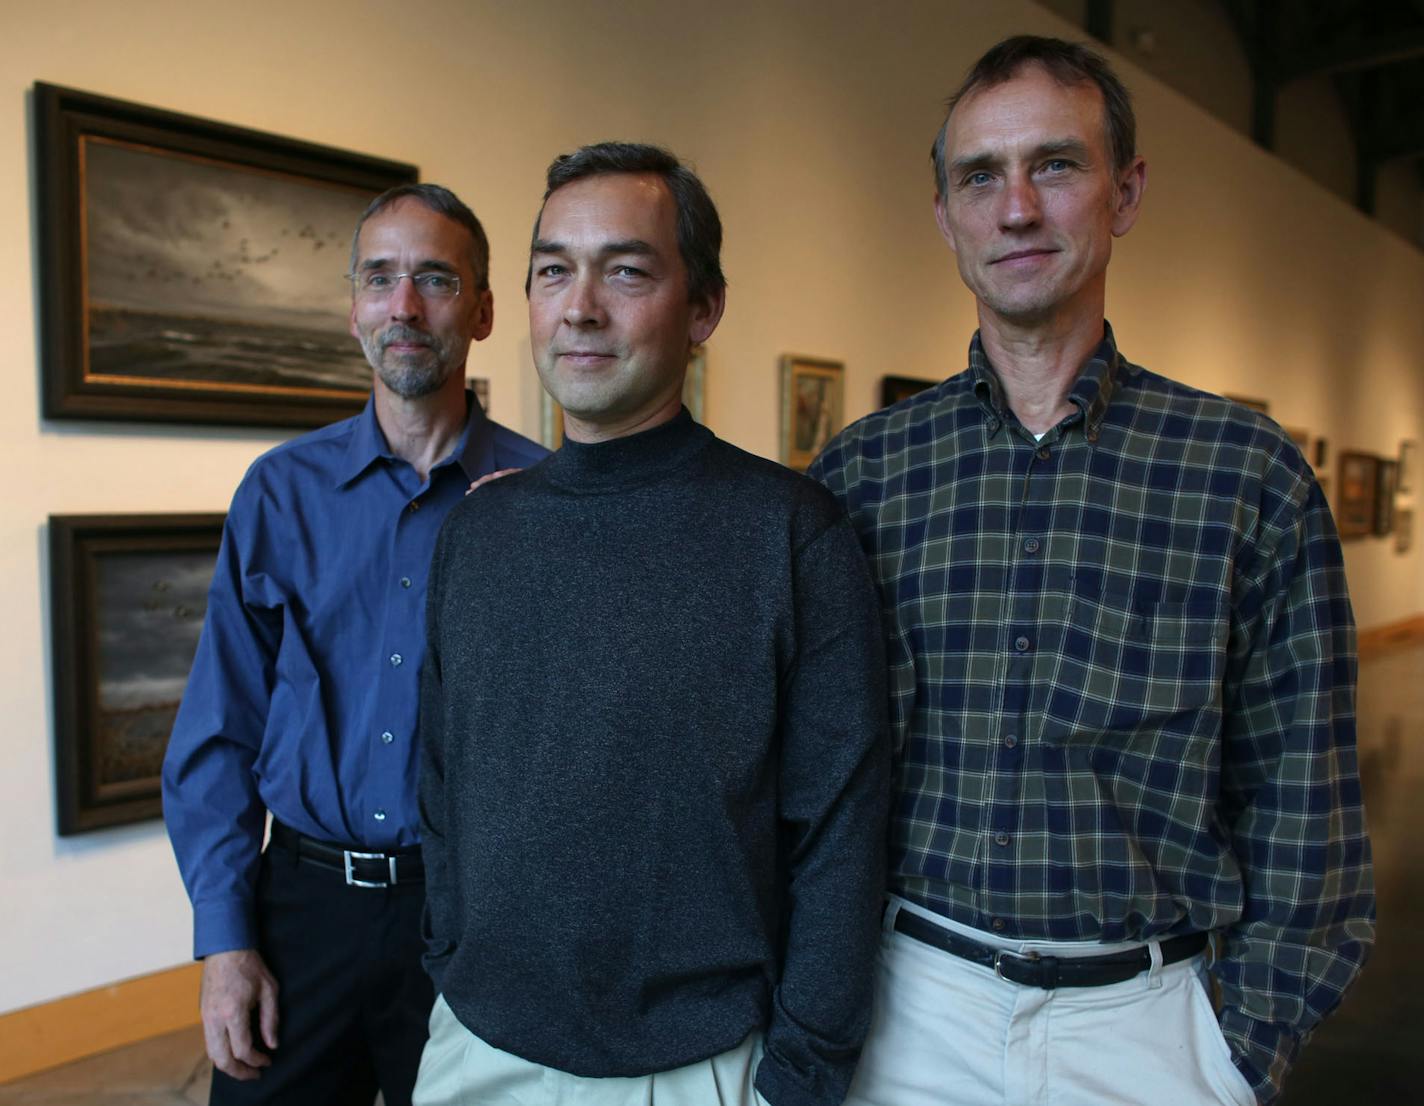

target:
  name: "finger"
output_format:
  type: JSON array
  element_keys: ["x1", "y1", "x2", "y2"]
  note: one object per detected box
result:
[
  {"x1": 226, "y1": 1010, "x2": 271, "y2": 1071},
  {"x1": 258, "y1": 979, "x2": 280, "y2": 1050},
  {"x1": 203, "y1": 1019, "x2": 261, "y2": 1081},
  {"x1": 466, "y1": 468, "x2": 521, "y2": 494}
]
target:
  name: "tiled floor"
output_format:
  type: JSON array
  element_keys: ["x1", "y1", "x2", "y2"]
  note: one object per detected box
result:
[{"x1": 3, "y1": 646, "x2": 1419, "y2": 1103}]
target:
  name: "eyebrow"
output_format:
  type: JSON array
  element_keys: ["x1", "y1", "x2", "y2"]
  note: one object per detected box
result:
[
  {"x1": 357, "y1": 257, "x2": 459, "y2": 273},
  {"x1": 531, "y1": 238, "x2": 657, "y2": 258},
  {"x1": 950, "y1": 138, "x2": 1095, "y2": 178}
]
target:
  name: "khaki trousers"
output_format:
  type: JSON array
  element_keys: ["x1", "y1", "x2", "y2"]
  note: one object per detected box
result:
[
  {"x1": 413, "y1": 994, "x2": 772, "y2": 1106},
  {"x1": 844, "y1": 896, "x2": 1259, "y2": 1106}
]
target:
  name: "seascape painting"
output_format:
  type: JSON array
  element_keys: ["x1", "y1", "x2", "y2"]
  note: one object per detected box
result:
[
  {"x1": 91, "y1": 547, "x2": 213, "y2": 786},
  {"x1": 83, "y1": 136, "x2": 372, "y2": 395},
  {"x1": 51, "y1": 513, "x2": 224, "y2": 833}
]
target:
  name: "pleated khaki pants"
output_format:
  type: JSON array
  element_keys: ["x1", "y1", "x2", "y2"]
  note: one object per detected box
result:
[{"x1": 413, "y1": 994, "x2": 772, "y2": 1106}]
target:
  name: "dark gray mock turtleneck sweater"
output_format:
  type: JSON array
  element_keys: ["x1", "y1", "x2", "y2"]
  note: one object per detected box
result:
[{"x1": 418, "y1": 410, "x2": 889, "y2": 1106}]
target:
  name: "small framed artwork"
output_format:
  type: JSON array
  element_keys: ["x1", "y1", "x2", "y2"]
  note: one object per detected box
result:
[
  {"x1": 685, "y1": 344, "x2": 708, "y2": 424},
  {"x1": 1375, "y1": 459, "x2": 1399, "y2": 537},
  {"x1": 1284, "y1": 427, "x2": 1309, "y2": 454},
  {"x1": 1336, "y1": 452, "x2": 1378, "y2": 539},
  {"x1": 1314, "y1": 438, "x2": 1329, "y2": 472},
  {"x1": 880, "y1": 375, "x2": 938, "y2": 408},
  {"x1": 780, "y1": 355, "x2": 844, "y2": 471},
  {"x1": 35, "y1": 82, "x2": 417, "y2": 428},
  {"x1": 50, "y1": 513, "x2": 225, "y2": 834},
  {"x1": 1225, "y1": 394, "x2": 1269, "y2": 414},
  {"x1": 466, "y1": 377, "x2": 490, "y2": 415},
  {"x1": 1399, "y1": 440, "x2": 1418, "y2": 495},
  {"x1": 1396, "y1": 507, "x2": 1414, "y2": 555}
]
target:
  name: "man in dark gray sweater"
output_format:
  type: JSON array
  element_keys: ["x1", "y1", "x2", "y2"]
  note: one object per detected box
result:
[{"x1": 412, "y1": 143, "x2": 890, "y2": 1106}]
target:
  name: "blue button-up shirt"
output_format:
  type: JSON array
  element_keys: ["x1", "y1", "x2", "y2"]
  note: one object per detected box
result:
[{"x1": 163, "y1": 393, "x2": 546, "y2": 958}]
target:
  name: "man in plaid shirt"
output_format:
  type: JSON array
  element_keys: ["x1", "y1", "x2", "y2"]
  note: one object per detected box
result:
[{"x1": 811, "y1": 35, "x2": 1373, "y2": 1106}]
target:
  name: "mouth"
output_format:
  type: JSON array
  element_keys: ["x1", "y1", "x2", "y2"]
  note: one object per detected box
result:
[
  {"x1": 991, "y1": 248, "x2": 1058, "y2": 266},
  {"x1": 556, "y1": 350, "x2": 616, "y2": 366}
]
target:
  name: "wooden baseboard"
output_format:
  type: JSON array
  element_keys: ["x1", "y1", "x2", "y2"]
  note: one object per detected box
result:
[
  {"x1": 0, "y1": 962, "x2": 201, "y2": 1084},
  {"x1": 1358, "y1": 613, "x2": 1424, "y2": 660}
]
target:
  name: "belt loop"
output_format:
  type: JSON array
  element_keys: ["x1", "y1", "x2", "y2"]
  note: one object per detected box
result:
[
  {"x1": 883, "y1": 897, "x2": 903, "y2": 936},
  {"x1": 1146, "y1": 938, "x2": 1165, "y2": 990}
]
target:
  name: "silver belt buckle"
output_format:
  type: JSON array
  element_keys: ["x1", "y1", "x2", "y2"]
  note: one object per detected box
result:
[
  {"x1": 993, "y1": 947, "x2": 1040, "y2": 983},
  {"x1": 343, "y1": 849, "x2": 397, "y2": 888}
]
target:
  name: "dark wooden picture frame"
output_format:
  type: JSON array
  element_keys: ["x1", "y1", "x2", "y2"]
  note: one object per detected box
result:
[
  {"x1": 1375, "y1": 459, "x2": 1399, "y2": 538},
  {"x1": 51, "y1": 513, "x2": 224, "y2": 834},
  {"x1": 35, "y1": 82, "x2": 417, "y2": 428},
  {"x1": 1336, "y1": 452, "x2": 1378, "y2": 540},
  {"x1": 880, "y1": 375, "x2": 938, "y2": 408}
]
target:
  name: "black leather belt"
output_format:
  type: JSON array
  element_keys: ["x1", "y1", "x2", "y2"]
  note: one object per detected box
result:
[
  {"x1": 269, "y1": 820, "x2": 424, "y2": 888},
  {"x1": 894, "y1": 909, "x2": 1207, "y2": 989}
]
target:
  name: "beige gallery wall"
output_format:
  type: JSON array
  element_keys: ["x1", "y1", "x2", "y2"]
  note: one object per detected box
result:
[{"x1": 3, "y1": 0, "x2": 1422, "y2": 1013}]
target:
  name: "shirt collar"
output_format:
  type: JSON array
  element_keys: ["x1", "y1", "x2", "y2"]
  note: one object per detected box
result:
[
  {"x1": 335, "y1": 389, "x2": 493, "y2": 488},
  {"x1": 969, "y1": 320, "x2": 1122, "y2": 443}
]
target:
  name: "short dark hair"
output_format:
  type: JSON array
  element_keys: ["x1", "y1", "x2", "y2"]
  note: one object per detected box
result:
[
  {"x1": 931, "y1": 35, "x2": 1137, "y2": 197},
  {"x1": 526, "y1": 141, "x2": 725, "y2": 304},
  {"x1": 349, "y1": 182, "x2": 491, "y2": 290}
]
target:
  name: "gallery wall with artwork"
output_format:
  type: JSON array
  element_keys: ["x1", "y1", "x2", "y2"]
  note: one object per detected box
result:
[{"x1": 4, "y1": 0, "x2": 1424, "y2": 1020}]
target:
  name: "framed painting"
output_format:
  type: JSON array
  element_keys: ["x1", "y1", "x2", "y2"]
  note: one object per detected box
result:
[
  {"x1": 1375, "y1": 459, "x2": 1399, "y2": 537},
  {"x1": 780, "y1": 355, "x2": 844, "y2": 471},
  {"x1": 50, "y1": 513, "x2": 224, "y2": 834},
  {"x1": 880, "y1": 375, "x2": 938, "y2": 408},
  {"x1": 35, "y1": 82, "x2": 417, "y2": 428},
  {"x1": 1336, "y1": 452, "x2": 1378, "y2": 540},
  {"x1": 1399, "y1": 440, "x2": 1418, "y2": 495}
]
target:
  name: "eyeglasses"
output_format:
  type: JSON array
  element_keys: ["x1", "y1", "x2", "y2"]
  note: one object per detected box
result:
[{"x1": 349, "y1": 270, "x2": 462, "y2": 300}]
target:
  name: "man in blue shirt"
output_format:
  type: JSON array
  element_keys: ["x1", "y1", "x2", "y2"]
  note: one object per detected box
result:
[{"x1": 162, "y1": 183, "x2": 545, "y2": 1105}]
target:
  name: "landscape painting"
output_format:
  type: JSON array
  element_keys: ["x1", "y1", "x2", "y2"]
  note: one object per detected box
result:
[
  {"x1": 51, "y1": 514, "x2": 224, "y2": 834},
  {"x1": 36, "y1": 82, "x2": 416, "y2": 426},
  {"x1": 84, "y1": 138, "x2": 373, "y2": 396}
]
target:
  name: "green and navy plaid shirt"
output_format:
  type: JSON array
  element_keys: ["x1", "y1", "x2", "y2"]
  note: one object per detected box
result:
[{"x1": 809, "y1": 325, "x2": 1374, "y2": 1104}]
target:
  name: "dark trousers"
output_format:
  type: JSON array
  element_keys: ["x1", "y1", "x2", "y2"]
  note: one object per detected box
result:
[{"x1": 209, "y1": 840, "x2": 434, "y2": 1106}]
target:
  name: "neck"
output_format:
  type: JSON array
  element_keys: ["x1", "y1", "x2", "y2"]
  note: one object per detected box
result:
[
  {"x1": 976, "y1": 304, "x2": 1106, "y2": 435},
  {"x1": 561, "y1": 390, "x2": 683, "y2": 445},
  {"x1": 372, "y1": 374, "x2": 468, "y2": 482}
]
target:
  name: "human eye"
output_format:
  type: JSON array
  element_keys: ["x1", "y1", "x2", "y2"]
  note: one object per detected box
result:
[
  {"x1": 414, "y1": 272, "x2": 457, "y2": 293},
  {"x1": 961, "y1": 170, "x2": 994, "y2": 188},
  {"x1": 611, "y1": 264, "x2": 649, "y2": 280},
  {"x1": 363, "y1": 271, "x2": 394, "y2": 290},
  {"x1": 1041, "y1": 158, "x2": 1076, "y2": 174},
  {"x1": 535, "y1": 262, "x2": 567, "y2": 279}
]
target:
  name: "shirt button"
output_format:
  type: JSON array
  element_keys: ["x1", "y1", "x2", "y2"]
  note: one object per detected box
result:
[
  {"x1": 1014, "y1": 635, "x2": 1031, "y2": 652},
  {"x1": 991, "y1": 918, "x2": 1007, "y2": 932},
  {"x1": 1036, "y1": 446, "x2": 1051, "y2": 461},
  {"x1": 381, "y1": 731, "x2": 394, "y2": 745},
  {"x1": 409, "y1": 500, "x2": 421, "y2": 512},
  {"x1": 1004, "y1": 734, "x2": 1018, "y2": 748},
  {"x1": 373, "y1": 809, "x2": 387, "y2": 822},
  {"x1": 995, "y1": 831, "x2": 1011, "y2": 846},
  {"x1": 1023, "y1": 537, "x2": 1040, "y2": 554},
  {"x1": 390, "y1": 653, "x2": 403, "y2": 667},
  {"x1": 400, "y1": 576, "x2": 412, "y2": 589}
]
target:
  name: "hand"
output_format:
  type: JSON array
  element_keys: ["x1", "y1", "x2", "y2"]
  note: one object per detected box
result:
[
  {"x1": 466, "y1": 468, "x2": 522, "y2": 495},
  {"x1": 200, "y1": 948, "x2": 279, "y2": 1080}
]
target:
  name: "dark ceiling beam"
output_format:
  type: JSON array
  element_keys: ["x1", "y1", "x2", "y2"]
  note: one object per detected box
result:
[
  {"x1": 1275, "y1": 29, "x2": 1424, "y2": 83},
  {"x1": 1085, "y1": 0, "x2": 1113, "y2": 44},
  {"x1": 1249, "y1": 0, "x2": 1280, "y2": 150}
]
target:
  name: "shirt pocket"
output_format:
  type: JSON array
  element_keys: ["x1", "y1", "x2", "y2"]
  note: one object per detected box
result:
[{"x1": 1040, "y1": 587, "x2": 1227, "y2": 752}]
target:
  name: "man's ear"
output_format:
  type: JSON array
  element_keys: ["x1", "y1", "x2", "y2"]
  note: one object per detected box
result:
[
  {"x1": 932, "y1": 193, "x2": 958, "y2": 254},
  {"x1": 470, "y1": 288, "x2": 494, "y2": 343},
  {"x1": 689, "y1": 286, "x2": 726, "y2": 346},
  {"x1": 1111, "y1": 156, "x2": 1147, "y2": 238}
]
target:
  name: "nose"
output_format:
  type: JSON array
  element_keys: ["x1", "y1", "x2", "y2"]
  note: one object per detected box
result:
[
  {"x1": 386, "y1": 274, "x2": 424, "y2": 321},
  {"x1": 562, "y1": 273, "x2": 606, "y2": 328},
  {"x1": 998, "y1": 168, "x2": 1042, "y2": 230}
]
